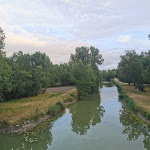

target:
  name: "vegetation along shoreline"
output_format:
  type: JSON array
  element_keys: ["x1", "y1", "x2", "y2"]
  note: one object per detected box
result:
[{"x1": 112, "y1": 78, "x2": 150, "y2": 125}]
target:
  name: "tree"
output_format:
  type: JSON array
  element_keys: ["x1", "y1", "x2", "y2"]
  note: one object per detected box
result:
[
  {"x1": 118, "y1": 50, "x2": 144, "y2": 91},
  {"x1": 101, "y1": 69, "x2": 117, "y2": 81},
  {"x1": 70, "y1": 46, "x2": 103, "y2": 99},
  {"x1": 71, "y1": 62, "x2": 93, "y2": 99},
  {"x1": 6, "y1": 51, "x2": 54, "y2": 99},
  {"x1": 70, "y1": 46, "x2": 104, "y2": 68},
  {"x1": 0, "y1": 27, "x2": 13, "y2": 101},
  {"x1": 141, "y1": 51, "x2": 150, "y2": 85}
]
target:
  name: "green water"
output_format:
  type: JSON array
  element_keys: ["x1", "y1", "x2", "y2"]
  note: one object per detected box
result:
[{"x1": 0, "y1": 83, "x2": 150, "y2": 150}]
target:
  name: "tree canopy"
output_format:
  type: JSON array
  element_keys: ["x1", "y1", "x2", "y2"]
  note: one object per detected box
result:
[
  {"x1": 70, "y1": 46, "x2": 103, "y2": 99},
  {"x1": 0, "y1": 28, "x2": 13, "y2": 101},
  {"x1": 117, "y1": 50, "x2": 150, "y2": 91},
  {"x1": 0, "y1": 27, "x2": 104, "y2": 101}
]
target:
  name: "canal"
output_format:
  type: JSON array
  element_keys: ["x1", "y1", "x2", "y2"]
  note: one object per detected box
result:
[{"x1": 0, "y1": 83, "x2": 150, "y2": 150}]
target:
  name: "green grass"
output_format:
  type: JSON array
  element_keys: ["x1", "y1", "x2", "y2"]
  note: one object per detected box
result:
[
  {"x1": 0, "y1": 89, "x2": 77, "y2": 125},
  {"x1": 112, "y1": 79, "x2": 150, "y2": 120}
]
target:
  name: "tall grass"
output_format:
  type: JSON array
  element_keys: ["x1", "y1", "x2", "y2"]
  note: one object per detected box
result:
[
  {"x1": 47, "y1": 101, "x2": 65, "y2": 116},
  {"x1": 112, "y1": 79, "x2": 150, "y2": 120}
]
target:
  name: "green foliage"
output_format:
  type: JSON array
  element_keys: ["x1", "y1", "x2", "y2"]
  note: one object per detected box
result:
[
  {"x1": 101, "y1": 69, "x2": 117, "y2": 81},
  {"x1": 4, "y1": 51, "x2": 56, "y2": 99},
  {"x1": 64, "y1": 97, "x2": 74, "y2": 103},
  {"x1": 0, "y1": 27, "x2": 13, "y2": 101},
  {"x1": 47, "y1": 105, "x2": 58, "y2": 116},
  {"x1": 31, "y1": 108, "x2": 40, "y2": 121},
  {"x1": 70, "y1": 46, "x2": 103, "y2": 100},
  {"x1": 47, "y1": 102, "x2": 65, "y2": 115},
  {"x1": 141, "y1": 51, "x2": 150, "y2": 86},
  {"x1": 56, "y1": 101, "x2": 65, "y2": 110},
  {"x1": 117, "y1": 50, "x2": 150, "y2": 91},
  {"x1": 113, "y1": 79, "x2": 150, "y2": 120},
  {"x1": 0, "y1": 27, "x2": 103, "y2": 102},
  {"x1": 48, "y1": 93, "x2": 62, "y2": 98},
  {"x1": 71, "y1": 61, "x2": 97, "y2": 99},
  {"x1": 0, "y1": 120, "x2": 9, "y2": 128},
  {"x1": 70, "y1": 46, "x2": 104, "y2": 68}
]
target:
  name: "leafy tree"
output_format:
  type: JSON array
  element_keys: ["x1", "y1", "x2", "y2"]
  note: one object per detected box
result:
[
  {"x1": 118, "y1": 50, "x2": 145, "y2": 91},
  {"x1": 70, "y1": 46, "x2": 103, "y2": 99},
  {"x1": 52, "y1": 63, "x2": 75, "y2": 87},
  {"x1": 71, "y1": 62, "x2": 93, "y2": 99},
  {"x1": 70, "y1": 46, "x2": 104, "y2": 68},
  {"x1": 101, "y1": 69, "x2": 117, "y2": 81},
  {"x1": 6, "y1": 51, "x2": 53, "y2": 99},
  {"x1": 0, "y1": 27, "x2": 12, "y2": 101},
  {"x1": 141, "y1": 51, "x2": 150, "y2": 85}
]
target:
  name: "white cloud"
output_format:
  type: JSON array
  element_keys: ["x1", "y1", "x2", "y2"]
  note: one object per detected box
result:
[
  {"x1": 3, "y1": 24, "x2": 90, "y2": 64},
  {"x1": 0, "y1": 0, "x2": 150, "y2": 69},
  {"x1": 118, "y1": 35, "x2": 132, "y2": 43}
]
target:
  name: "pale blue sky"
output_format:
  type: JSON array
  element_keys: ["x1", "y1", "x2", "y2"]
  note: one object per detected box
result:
[{"x1": 0, "y1": 0, "x2": 150, "y2": 70}]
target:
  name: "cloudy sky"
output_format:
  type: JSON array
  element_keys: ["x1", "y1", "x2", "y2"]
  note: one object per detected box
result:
[{"x1": 0, "y1": 0, "x2": 150, "y2": 70}]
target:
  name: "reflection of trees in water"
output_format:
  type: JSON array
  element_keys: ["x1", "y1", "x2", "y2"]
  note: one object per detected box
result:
[
  {"x1": 120, "y1": 105, "x2": 150, "y2": 150},
  {"x1": 69, "y1": 92, "x2": 104, "y2": 135}
]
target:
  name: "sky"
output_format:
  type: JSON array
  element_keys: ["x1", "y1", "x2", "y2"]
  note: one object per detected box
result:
[{"x1": 0, "y1": 0, "x2": 150, "y2": 70}]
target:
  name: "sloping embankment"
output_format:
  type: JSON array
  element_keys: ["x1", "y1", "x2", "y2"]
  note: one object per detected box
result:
[{"x1": 113, "y1": 78, "x2": 150, "y2": 124}]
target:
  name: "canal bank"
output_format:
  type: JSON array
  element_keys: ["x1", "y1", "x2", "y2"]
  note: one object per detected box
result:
[
  {"x1": 0, "y1": 88, "x2": 77, "y2": 133},
  {"x1": 113, "y1": 78, "x2": 150, "y2": 125}
]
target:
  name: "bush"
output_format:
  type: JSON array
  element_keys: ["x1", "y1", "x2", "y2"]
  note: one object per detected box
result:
[
  {"x1": 0, "y1": 120, "x2": 9, "y2": 128},
  {"x1": 56, "y1": 101, "x2": 65, "y2": 110},
  {"x1": 119, "y1": 93, "x2": 127, "y2": 99},
  {"x1": 47, "y1": 102, "x2": 65, "y2": 116},
  {"x1": 47, "y1": 106, "x2": 58, "y2": 116},
  {"x1": 31, "y1": 108, "x2": 40, "y2": 121},
  {"x1": 64, "y1": 97, "x2": 74, "y2": 103}
]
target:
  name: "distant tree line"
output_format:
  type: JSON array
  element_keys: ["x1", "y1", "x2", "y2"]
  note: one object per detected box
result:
[
  {"x1": 0, "y1": 27, "x2": 104, "y2": 101},
  {"x1": 100, "y1": 69, "x2": 117, "y2": 81},
  {"x1": 117, "y1": 50, "x2": 150, "y2": 91}
]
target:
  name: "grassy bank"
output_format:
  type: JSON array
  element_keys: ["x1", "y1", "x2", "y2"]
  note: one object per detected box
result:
[
  {"x1": 112, "y1": 78, "x2": 150, "y2": 120},
  {"x1": 0, "y1": 89, "x2": 77, "y2": 126}
]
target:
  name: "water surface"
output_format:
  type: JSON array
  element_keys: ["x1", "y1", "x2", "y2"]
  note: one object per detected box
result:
[{"x1": 0, "y1": 83, "x2": 150, "y2": 150}]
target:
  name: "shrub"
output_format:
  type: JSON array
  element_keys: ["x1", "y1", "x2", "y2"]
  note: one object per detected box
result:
[
  {"x1": 64, "y1": 97, "x2": 74, "y2": 103},
  {"x1": 56, "y1": 101, "x2": 65, "y2": 110},
  {"x1": 0, "y1": 120, "x2": 9, "y2": 128},
  {"x1": 31, "y1": 108, "x2": 40, "y2": 121},
  {"x1": 47, "y1": 105, "x2": 58, "y2": 116},
  {"x1": 119, "y1": 93, "x2": 127, "y2": 99}
]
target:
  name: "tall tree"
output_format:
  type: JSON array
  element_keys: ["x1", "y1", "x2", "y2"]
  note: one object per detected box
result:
[
  {"x1": 118, "y1": 50, "x2": 144, "y2": 91},
  {"x1": 70, "y1": 46, "x2": 104, "y2": 68},
  {"x1": 141, "y1": 51, "x2": 150, "y2": 85},
  {"x1": 70, "y1": 46, "x2": 103, "y2": 99},
  {"x1": 0, "y1": 27, "x2": 12, "y2": 101}
]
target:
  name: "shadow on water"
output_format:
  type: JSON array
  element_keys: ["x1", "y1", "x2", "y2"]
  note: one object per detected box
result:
[{"x1": 69, "y1": 91, "x2": 104, "y2": 135}]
